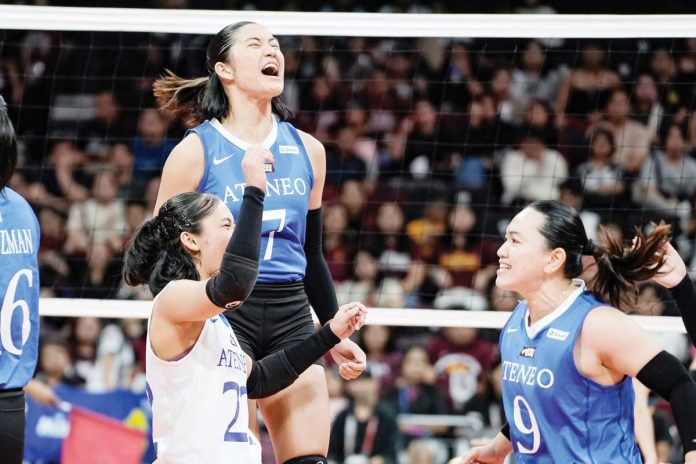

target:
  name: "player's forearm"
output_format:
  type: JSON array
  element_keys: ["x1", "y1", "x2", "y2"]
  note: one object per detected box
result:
[
  {"x1": 491, "y1": 432, "x2": 513, "y2": 458},
  {"x1": 303, "y1": 207, "x2": 339, "y2": 324},
  {"x1": 668, "y1": 274, "x2": 696, "y2": 347}
]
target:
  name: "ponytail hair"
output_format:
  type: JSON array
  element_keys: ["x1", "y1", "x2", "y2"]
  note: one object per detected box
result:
[
  {"x1": 587, "y1": 222, "x2": 670, "y2": 309},
  {"x1": 153, "y1": 21, "x2": 292, "y2": 124},
  {"x1": 529, "y1": 200, "x2": 670, "y2": 310},
  {"x1": 0, "y1": 94, "x2": 18, "y2": 191},
  {"x1": 123, "y1": 192, "x2": 219, "y2": 296}
]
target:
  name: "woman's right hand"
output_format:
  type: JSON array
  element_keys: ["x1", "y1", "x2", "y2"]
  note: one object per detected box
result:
[
  {"x1": 242, "y1": 144, "x2": 273, "y2": 191},
  {"x1": 329, "y1": 301, "x2": 368, "y2": 340},
  {"x1": 458, "y1": 444, "x2": 507, "y2": 464}
]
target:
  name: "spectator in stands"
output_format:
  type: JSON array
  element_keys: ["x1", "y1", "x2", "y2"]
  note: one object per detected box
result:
[
  {"x1": 489, "y1": 68, "x2": 519, "y2": 126},
  {"x1": 406, "y1": 198, "x2": 449, "y2": 263},
  {"x1": 109, "y1": 143, "x2": 135, "y2": 200},
  {"x1": 339, "y1": 179, "x2": 368, "y2": 238},
  {"x1": 36, "y1": 333, "x2": 80, "y2": 387},
  {"x1": 524, "y1": 99, "x2": 557, "y2": 147},
  {"x1": 37, "y1": 206, "x2": 70, "y2": 292},
  {"x1": 384, "y1": 346, "x2": 449, "y2": 464},
  {"x1": 337, "y1": 250, "x2": 380, "y2": 306},
  {"x1": 427, "y1": 326, "x2": 496, "y2": 413},
  {"x1": 383, "y1": 100, "x2": 453, "y2": 181},
  {"x1": 88, "y1": 322, "x2": 137, "y2": 392},
  {"x1": 131, "y1": 108, "x2": 176, "y2": 195},
  {"x1": 633, "y1": 125, "x2": 696, "y2": 219},
  {"x1": 438, "y1": 203, "x2": 499, "y2": 292},
  {"x1": 25, "y1": 140, "x2": 90, "y2": 210},
  {"x1": 556, "y1": 43, "x2": 620, "y2": 165},
  {"x1": 324, "y1": 202, "x2": 355, "y2": 283},
  {"x1": 78, "y1": 90, "x2": 133, "y2": 160},
  {"x1": 500, "y1": 128, "x2": 568, "y2": 205},
  {"x1": 459, "y1": 358, "x2": 505, "y2": 430},
  {"x1": 64, "y1": 242, "x2": 122, "y2": 299},
  {"x1": 357, "y1": 325, "x2": 402, "y2": 395},
  {"x1": 574, "y1": 128, "x2": 626, "y2": 212},
  {"x1": 366, "y1": 202, "x2": 411, "y2": 280},
  {"x1": 64, "y1": 170, "x2": 126, "y2": 256},
  {"x1": 329, "y1": 369, "x2": 399, "y2": 464},
  {"x1": 510, "y1": 40, "x2": 563, "y2": 113},
  {"x1": 67, "y1": 317, "x2": 101, "y2": 387},
  {"x1": 592, "y1": 88, "x2": 652, "y2": 175},
  {"x1": 325, "y1": 125, "x2": 368, "y2": 188},
  {"x1": 632, "y1": 74, "x2": 665, "y2": 144}
]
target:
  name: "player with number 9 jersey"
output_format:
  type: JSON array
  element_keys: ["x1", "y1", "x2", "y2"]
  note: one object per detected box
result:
[{"x1": 499, "y1": 285, "x2": 641, "y2": 463}]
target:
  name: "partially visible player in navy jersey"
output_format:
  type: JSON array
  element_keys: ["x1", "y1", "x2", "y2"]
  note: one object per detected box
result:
[
  {"x1": 151, "y1": 22, "x2": 366, "y2": 464},
  {"x1": 461, "y1": 201, "x2": 696, "y2": 464},
  {"x1": 0, "y1": 94, "x2": 55, "y2": 463}
]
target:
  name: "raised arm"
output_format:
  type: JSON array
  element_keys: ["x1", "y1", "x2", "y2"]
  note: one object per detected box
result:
[
  {"x1": 651, "y1": 240, "x2": 696, "y2": 347},
  {"x1": 584, "y1": 307, "x2": 696, "y2": 463},
  {"x1": 155, "y1": 146, "x2": 271, "y2": 323}
]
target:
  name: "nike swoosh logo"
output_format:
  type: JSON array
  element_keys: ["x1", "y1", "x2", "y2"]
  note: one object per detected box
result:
[
  {"x1": 212, "y1": 154, "x2": 234, "y2": 165},
  {"x1": 507, "y1": 328, "x2": 518, "y2": 333}
]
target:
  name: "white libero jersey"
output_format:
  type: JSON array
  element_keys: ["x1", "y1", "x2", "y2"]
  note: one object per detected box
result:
[{"x1": 145, "y1": 306, "x2": 261, "y2": 464}]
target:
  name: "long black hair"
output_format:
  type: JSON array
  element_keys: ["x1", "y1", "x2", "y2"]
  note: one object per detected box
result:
[
  {"x1": 153, "y1": 22, "x2": 292, "y2": 124},
  {"x1": 0, "y1": 95, "x2": 18, "y2": 191},
  {"x1": 529, "y1": 200, "x2": 670, "y2": 309},
  {"x1": 123, "y1": 192, "x2": 219, "y2": 296}
]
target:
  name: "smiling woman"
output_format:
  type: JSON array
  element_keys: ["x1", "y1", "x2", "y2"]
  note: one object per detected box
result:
[
  {"x1": 462, "y1": 200, "x2": 696, "y2": 464},
  {"x1": 150, "y1": 21, "x2": 367, "y2": 464}
]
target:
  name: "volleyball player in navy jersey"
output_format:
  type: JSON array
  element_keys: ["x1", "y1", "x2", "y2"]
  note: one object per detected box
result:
[
  {"x1": 151, "y1": 22, "x2": 366, "y2": 464},
  {"x1": 462, "y1": 201, "x2": 696, "y2": 464},
  {"x1": 0, "y1": 95, "x2": 42, "y2": 463}
]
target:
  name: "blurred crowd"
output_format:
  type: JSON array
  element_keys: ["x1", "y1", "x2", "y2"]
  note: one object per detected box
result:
[{"x1": 3, "y1": 11, "x2": 696, "y2": 464}]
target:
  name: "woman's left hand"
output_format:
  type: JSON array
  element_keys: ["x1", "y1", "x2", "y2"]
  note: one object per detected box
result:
[{"x1": 330, "y1": 338, "x2": 366, "y2": 380}]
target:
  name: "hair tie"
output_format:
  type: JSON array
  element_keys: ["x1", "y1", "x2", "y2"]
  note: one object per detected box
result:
[
  {"x1": 158, "y1": 204, "x2": 192, "y2": 240},
  {"x1": 582, "y1": 239, "x2": 596, "y2": 256}
]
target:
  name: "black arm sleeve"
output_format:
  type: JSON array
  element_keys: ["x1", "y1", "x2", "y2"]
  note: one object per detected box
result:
[
  {"x1": 246, "y1": 323, "x2": 340, "y2": 399},
  {"x1": 205, "y1": 186, "x2": 264, "y2": 308},
  {"x1": 668, "y1": 274, "x2": 696, "y2": 347},
  {"x1": 303, "y1": 207, "x2": 340, "y2": 324},
  {"x1": 636, "y1": 350, "x2": 696, "y2": 456}
]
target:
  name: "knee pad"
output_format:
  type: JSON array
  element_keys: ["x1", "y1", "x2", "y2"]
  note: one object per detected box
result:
[{"x1": 283, "y1": 455, "x2": 328, "y2": 464}]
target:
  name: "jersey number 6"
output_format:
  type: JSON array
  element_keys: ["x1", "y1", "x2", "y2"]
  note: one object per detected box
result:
[{"x1": 1, "y1": 269, "x2": 33, "y2": 356}]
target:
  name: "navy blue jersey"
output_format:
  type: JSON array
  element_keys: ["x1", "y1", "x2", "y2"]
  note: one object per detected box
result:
[
  {"x1": 188, "y1": 117, "x2": 314, "y2": 283},
  {"x1": 0, "y1": 188, "x2": 40, "y2": 389},
  {"x1": 499, "y1": 284, "x2": 641, "y2": 463}
]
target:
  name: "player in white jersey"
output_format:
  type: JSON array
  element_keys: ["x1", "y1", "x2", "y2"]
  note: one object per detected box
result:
[{"x1": 123, "y1": 147, "x2": 367, "y2": 463}]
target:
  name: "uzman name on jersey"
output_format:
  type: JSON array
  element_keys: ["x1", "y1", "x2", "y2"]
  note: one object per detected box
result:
[
  {"x1": 0, "y1": 228, "x2": 34, "y2": 255},
  {"x1": 222, "y1": 177, "x2": 309, "y2": 204}
]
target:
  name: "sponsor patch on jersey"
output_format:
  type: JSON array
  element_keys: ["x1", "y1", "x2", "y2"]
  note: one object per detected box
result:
[
  {"x1": 547, "y1": 328, "x2": 569, "y2": 341},
  {"x1": 519, "y1": 346, "x2": 536, "y2": 358},
  {"x1": 278, "y1": 145, "x2": 299, "y2": 154}
]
